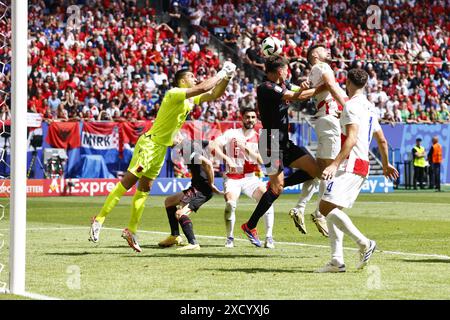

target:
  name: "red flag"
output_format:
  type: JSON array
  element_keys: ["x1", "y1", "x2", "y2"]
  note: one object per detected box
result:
[
  {"x1": 45, "y1": 122, "x2": 81, "y2": 149},
  {"x1": 120, "y1": 121, "x2": 153, "y2": 145}
]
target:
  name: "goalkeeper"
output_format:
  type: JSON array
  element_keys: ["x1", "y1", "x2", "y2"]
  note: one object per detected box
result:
[{"x1": 89, "y1": 62, "x2": 237, "y2": 252}]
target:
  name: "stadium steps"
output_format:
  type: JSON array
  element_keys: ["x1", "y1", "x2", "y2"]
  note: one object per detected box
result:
[{"x1": 305, "y1": 143, "x2": 384, "y2": 176}]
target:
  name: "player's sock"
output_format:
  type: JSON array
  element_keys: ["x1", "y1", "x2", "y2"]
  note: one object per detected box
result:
[
  {"x1": 247, "y1": 189, "x2": 279, "y2": 229},
  {"x1": 178, "y1": 215, "x2": 197, "y2": 245},
  {"x1": 263, "y1": 205, "x2": 274, "y2": 238},
  {"x1": 96, "y1": 182, "x2": 127, "y2": 224},
  {"x1": 224, "y1": 200, "x2": 237, "y2": 238},
  {"x1": 312, "y1": 180, "x2": 327, "y2": 218},
  {"x1": 295, "y1": 178, "x2": 319, "y2": 210},
  {"x1": 127, "y1": 190, "x2": 148, "y2": 234},
  {"x1": 284, "y1": 170, "x2": 314, "y2": 188},
  {"x1": 166, "y1": 206, "x2": 180, "y2": 236},
  {"x1": 327, "y1": 208, "x2": 369, "y2": 249},
  {"x1": 326, "y1": 217, "x2": 344, "y2": 265}
]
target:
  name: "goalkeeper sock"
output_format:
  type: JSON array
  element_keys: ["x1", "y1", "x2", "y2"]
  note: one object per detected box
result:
[
  {"x1": 127, "y1": 190, "x2": 149, "y2": 234},
  {"x1": 96, "y1": 182, "x2": 128, "y2": 224}
]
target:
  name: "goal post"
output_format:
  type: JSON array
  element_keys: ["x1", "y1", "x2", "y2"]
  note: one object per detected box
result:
[{"x1": 9, "y1": 0, "x2": 28, "y2": 295}]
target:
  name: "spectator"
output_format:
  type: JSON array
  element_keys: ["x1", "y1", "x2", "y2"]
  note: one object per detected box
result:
[
  {"x1": 48, "y1": 91, "x2": 61, "y2": 116},
  {"x1": 437, "y1": 103, "x2": 450, "y2": 123},
  {"x1": 153, "y1": 66, "x2": 169, "y2": 87},
  {"x1": 168, "y1": 2, "x2": 182, "y2": 31},
  {"x1": 0, "y1": 104, "x2": 11, "y2": 121},
  {"x1": 243, "y1": 40, "x2": 265, "y2": 81}
]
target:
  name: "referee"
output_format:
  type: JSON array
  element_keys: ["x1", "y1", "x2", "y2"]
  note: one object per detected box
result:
[{"x1": 241, "y1": 56, "x2": 325, "y2": 247}]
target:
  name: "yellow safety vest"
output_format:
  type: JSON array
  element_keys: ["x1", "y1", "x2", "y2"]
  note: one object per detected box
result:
[{"x1": 413, "y1": 146, "x2": 426, "y2": 167}]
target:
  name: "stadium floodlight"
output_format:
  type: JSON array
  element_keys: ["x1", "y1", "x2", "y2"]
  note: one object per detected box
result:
[{"x1": 9, "y1": 0, "x2": 27, "y2": 295}]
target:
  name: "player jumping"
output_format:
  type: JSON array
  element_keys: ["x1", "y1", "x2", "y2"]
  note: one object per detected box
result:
[
  {"x1": 89, "y1": 62, "x2": 236, "y2": 252},
  {"x1": 288, "y1": 44, "x2": 349, "y2": 237},
  {"x1": 241, "y1": 56, "x2": 325, "y2": 247}
]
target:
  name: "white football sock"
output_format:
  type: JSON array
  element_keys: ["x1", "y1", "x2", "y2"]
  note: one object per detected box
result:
[
  {"x1": 263, "y1": 205, "x2": 274, "y2": 238},
  {"x1": 327, "y1": 208, "x2": 369, "y2": 249},
  {"x1": 312, "y1": 180, "x2": 327, "y2": 219},
  {"x1": 326, "y1": 217, "x2": 344, "y2": 265},
  {"x1": 295, "y1": 178, "x2": 320, "y2": 212},
  {"x1": 224, "y1": 200, "x2": 237, "y2": 238}
]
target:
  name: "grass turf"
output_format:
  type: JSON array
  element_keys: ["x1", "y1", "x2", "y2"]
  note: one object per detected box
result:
[{"x1": 0, "y1": 192, "x2": 449, "y2": 300}]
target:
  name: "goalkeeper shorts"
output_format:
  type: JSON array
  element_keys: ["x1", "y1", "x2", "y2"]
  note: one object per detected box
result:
[{"x1": 128, "y1": 134, "x2": 167, "y2": 180}]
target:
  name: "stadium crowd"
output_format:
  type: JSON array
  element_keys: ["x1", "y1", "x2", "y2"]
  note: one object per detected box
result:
[
  {"x1": 0, "y1": 0, "x2": 11, "y2": 123},
  {"x1": 176, "y1": 0, "x2": 450, "y2": 124},
  {"x1": 23, "y1": 0, "x2": 450, "y2": 126}
]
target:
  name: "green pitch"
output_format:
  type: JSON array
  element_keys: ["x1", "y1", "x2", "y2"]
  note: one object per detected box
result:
[{"x1": 0, "y1": 191, "x2": 449, "y2": 300}]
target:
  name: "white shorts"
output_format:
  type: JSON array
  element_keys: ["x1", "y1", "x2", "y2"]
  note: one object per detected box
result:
[
  {"x1": 312, "y1": 115, "x2": 341, "y2": 159},
  {"x1": 321, "y1": 170, "x2": 366, "y2": 208},
  {"x1": 223, "y1": 174, "x2": 263, "y2": 200}
]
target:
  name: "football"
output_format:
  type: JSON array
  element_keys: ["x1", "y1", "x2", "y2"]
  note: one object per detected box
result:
[{"x1": 261, "y1": 36, "x2": 283, "y2": 57}]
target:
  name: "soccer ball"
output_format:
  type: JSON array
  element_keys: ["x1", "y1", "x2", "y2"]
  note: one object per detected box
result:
[{"x1": 261, "y1": 36, "x2": 283, "y2": 57}]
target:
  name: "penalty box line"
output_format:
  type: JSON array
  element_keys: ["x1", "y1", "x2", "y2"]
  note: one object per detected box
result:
[{"x1": 2, "y1": 226, "x2": 448, "y2": 260}]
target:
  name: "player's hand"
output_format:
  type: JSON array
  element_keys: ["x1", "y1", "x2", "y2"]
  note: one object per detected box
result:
[
  {"x1": 321, "y1": 163, "x2": 338, "y2": 180},
  {"x1": 210, "y1": 184, "x2": 223, "y2": 195},
  {"x1": 171, "y1": 131, "x2": 184, "y2": 147},
  {"x1": 222, "y1": 61, "x2": 236, "y2": 79},
  {"x1": 300, "y1": 80, "x2": 310, "y2": 90},
  {"x1": 226, "y1": 157, "x2": 239, "y2": 173},
  {"x1": 383, "y1": 164, "x2": 399, "y2": 181},
  {"x1": 235, "y1": 140, "x2": 247, "y2": 152}
]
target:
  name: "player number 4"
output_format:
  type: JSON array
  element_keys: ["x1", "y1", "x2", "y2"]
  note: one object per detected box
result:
[{"x1": 326, "y1": 182, "x2": 334, "y2": 193}]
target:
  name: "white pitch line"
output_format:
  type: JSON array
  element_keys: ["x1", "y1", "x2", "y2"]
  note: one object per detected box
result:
[
  {"x1": 108, "y1": 228, "x2": 450, "y2": 260},
  {"x1": 0, "y1": 288, "x2": 62, "y2": 300},
  {"x1": 6, "y1": 226, "x2": 447, "y2": 260}
]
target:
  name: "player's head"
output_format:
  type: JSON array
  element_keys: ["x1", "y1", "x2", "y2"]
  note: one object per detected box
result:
[
  {"x1": 265, "y1": 56, "x2": 289, "y2": 82},
  {"x1": 307, "y1": 44, "x2": 331, "y2": 64},
  {"x1": 174, "y1": 69, "x2": 197, "y2": 88},
  {"x1": 240, "y1": 107, "x2": 257, "y2": 130},
  {"x1": 346, "y1": 68, "x2": 368, "y2": 94}
]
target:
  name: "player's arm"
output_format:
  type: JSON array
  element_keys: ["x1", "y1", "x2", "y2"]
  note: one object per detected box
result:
[
  {"x1": 185, "y1": 75, "x2": 223, "y2": 99},
  {"x1": 322, "y1": 123, "x2": 358, "y2": 180},
  {"x1": 187, "y1": 61, "x2": 236, "y2": 101},
  {"x1": 373, "y1": 129, "x2": 400, "y2": 181},
  {"x1": 245, "y1": 146, "x2": 263, "y2": 165},
  {"x1": 209, "y1": 139, "x2": 238, "y2": 169},
  {"x1": 322, "y1": 71, "x2": 348, "y2": 107},
  {"x1": 235, "y1": 140, "x2": 263, "y2": 165},
  {"x1": 282, "y1": 85, "x2": 326, "y2": 102},
  {"x1": 198, "y1": 77, "x2": 231, "y2": 103},
  {"x1": 198, "y1": 155, "x2": 223, "y2": 194}
]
